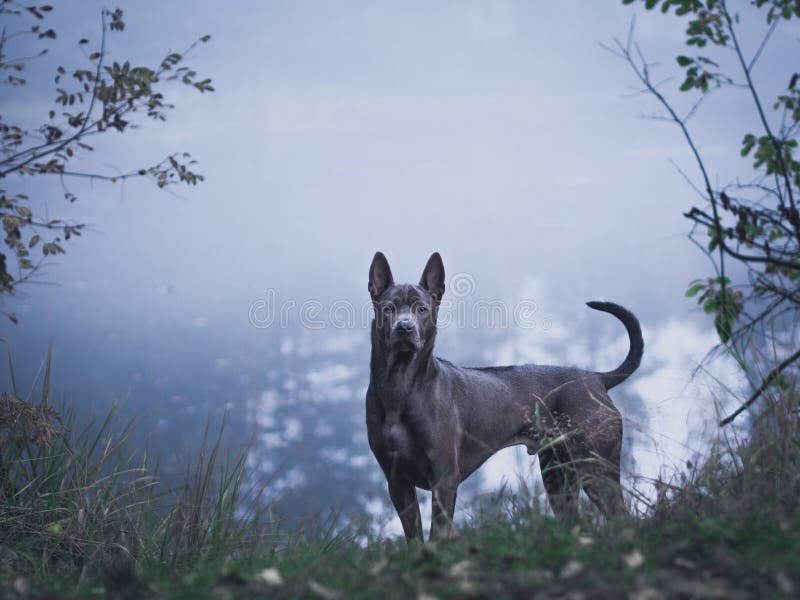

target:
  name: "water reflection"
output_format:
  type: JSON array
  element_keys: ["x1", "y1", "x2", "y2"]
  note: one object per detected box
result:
[{"x1": 5, "y1": 298, "x2": 741, "y2": 536}]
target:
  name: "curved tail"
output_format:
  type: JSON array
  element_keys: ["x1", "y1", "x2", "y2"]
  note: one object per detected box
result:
[{"x1": 586, "y1": 301, "x2": 644, "y2": 390}]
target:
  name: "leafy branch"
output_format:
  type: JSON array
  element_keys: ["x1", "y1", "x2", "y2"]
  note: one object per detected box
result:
[
  {"x1": 0, "y1": 5, "x2": 213, "y2": 320},
  {"x1": 615, "y1": 0, "x2": 800, "y2": 426}
]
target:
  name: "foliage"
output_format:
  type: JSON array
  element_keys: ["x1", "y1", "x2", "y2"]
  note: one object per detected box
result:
[
  {"x1": 613, "y1": 0, "x2": 800, "y2": 425},
  {"x1": 4, "y1": 414, "x2": 800, "y2": 598},
  {"x1": 0, "y1": 352, "x2": 275, "y2": 590},
  {"x1": 0, "y1": 4, "x2": 213, "y2": 320}
]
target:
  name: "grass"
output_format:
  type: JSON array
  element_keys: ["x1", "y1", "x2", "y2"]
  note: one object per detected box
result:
[
  {"x1": 2, "y1": 353, "x2": 800, "y2": 599},
  {"x1": 0, "y1": 351, "x2": 277, "y2": 596}
]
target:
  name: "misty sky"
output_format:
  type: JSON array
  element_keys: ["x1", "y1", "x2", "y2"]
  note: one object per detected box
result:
[
  {"x1": 6, "y1": 2, "x2": 794, "y2": 314},
  {"x1": 2, "y1": 1, "x2": 794, "y2": 531}
]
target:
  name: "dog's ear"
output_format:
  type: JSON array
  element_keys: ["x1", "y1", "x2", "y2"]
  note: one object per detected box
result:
[
  {"x1": 419, "y1": 252, "x2": 445, "y2": 303},
  {"x1": 369, "y1": 252, "x2": 394, "y2": 300}
]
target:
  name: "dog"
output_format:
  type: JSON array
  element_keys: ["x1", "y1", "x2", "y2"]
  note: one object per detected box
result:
[{"x1": 365, "y1": 252, "x2": 643, "y2": 542}]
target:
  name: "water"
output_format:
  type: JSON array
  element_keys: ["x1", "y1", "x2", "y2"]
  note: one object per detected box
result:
[{"x1": 3, "y1": 282, "x2": 743, "y2": 537}]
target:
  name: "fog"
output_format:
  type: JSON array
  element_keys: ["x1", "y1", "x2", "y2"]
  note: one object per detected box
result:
[{"x1": 3, "y1": 1, "x2": 787, "y2": 533}]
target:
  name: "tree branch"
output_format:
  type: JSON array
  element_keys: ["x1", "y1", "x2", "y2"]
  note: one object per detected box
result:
[
  {"x1": 722, "y1": 1, "x2": 800, "y2": 246},
  {"x1": 609, "y1": 25, "x2": 731, "y2": 323},
  {"x1": 719, "y1": 346, "x2": 800, "y2": 426},
  {"x1": 76, "y1": 9, "x2": 106, "y2": 139}
]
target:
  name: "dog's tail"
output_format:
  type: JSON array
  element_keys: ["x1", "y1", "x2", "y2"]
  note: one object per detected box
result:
[{"x1": 587, "y1": 301, "x2": 644, "y2": 390}]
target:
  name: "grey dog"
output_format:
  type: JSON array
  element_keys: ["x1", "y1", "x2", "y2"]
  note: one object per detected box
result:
[{"x1": 365, "y1": 252, "x2": 643, "y2": 542}]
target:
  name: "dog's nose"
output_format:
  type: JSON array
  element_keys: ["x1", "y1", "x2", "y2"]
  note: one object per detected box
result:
[{"x1": 396, "y1": 319, "x2": 414, "y2": 333}]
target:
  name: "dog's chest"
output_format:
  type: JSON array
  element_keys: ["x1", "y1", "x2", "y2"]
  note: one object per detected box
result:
[
  {"x1": 378, "y1": 411, "x2": 432, "y2": 485},
  {"x1": 384, "y1": 419, "x2": 415, "y2": 458}
]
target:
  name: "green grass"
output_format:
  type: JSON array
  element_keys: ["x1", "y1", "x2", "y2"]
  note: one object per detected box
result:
[
  {"x1": 17, "y1": 494, "x2": 799, "y2": 599},
  {"x1": 2, "y1": 354, "x2": 800, "y2": 599},
  {"x1": 0, "y1": 351, "x2": 277, "y2": 597}
]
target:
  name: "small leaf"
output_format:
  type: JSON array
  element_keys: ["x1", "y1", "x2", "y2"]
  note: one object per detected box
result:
[
  {"x1": 676, "y1": 55, "x2": 693, "y2": 66},
  {"x1": 741, "y1": 134, "x2": 756, "y2": 157},
  {"x1": 685, "y1": 282, "x2": 705, "y2": 298},
  {"x1": 715, "y1": 313, "x2": 733, "y2": 344}
]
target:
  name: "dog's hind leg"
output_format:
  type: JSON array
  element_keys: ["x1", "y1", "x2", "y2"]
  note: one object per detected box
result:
[
  {"x1": 580, "y1": 411, "x2": 626, "y2": 519},
  {"x1": 581, "y1": 455, "x2": 625, "y2": 520},
  {"x1": 539, "y1": 447, "x2": 580, "y2": 523}
]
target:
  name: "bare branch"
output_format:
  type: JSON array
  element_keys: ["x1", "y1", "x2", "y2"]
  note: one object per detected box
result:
[
  {"x1": 611, "y1": 24, "x2": 731, "y2": 316},
  {"x1": 748, "y1": 17, "x2": 779, "y2": 72},
  {"x1": 719, "y1": 347, "x2": 800, "y2": 426}
]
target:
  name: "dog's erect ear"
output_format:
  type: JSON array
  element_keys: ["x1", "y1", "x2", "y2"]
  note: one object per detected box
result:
[
  {"x1": 419, "y1": 252, "x2": 445, "y2": 302},
  {"x1": 368, "y1": 252, "x2": 394, "y2": 300}
]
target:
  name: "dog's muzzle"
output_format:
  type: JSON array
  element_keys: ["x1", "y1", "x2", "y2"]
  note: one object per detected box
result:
[{"x1": 390, "y1": 319, "x2": 421, "y2": 351}]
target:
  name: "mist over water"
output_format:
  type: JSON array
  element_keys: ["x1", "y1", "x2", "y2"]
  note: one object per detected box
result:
[
  {"x1": 2, "y1": 0, "x2": 774, "y2": 534},
  {"x1": 4, "y1": 270, "x2": 742, "y2": 533}
]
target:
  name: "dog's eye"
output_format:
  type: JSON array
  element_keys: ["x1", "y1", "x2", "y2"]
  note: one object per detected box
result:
[
  {"x1": 416, "y1": 305, "x2": 428, "y2": 314},
  {"x1": 383, "y1": 304, "x2": 396, "y2": 313}
]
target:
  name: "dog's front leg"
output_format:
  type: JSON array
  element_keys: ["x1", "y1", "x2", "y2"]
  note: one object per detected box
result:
[
  {"x1": 430, "y1": 474, "x2": 459, "y2": 541},
  {"x1": 388, "y1": 479, "x2": 423, "y2": 542}
]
